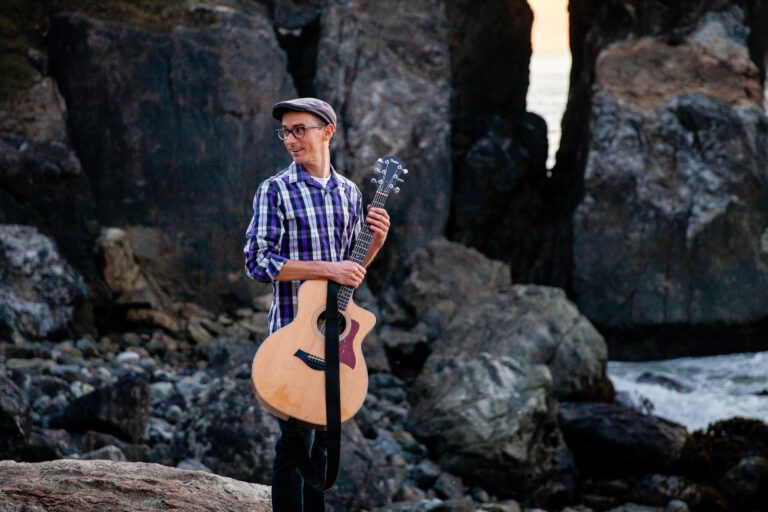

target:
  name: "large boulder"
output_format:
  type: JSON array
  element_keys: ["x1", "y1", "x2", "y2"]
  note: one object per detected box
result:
[
  {"x1": 409, "y1": 352, "x2": 568, "y2": 497},
  {"x1": 0, "y1": 459, "x2": 271, "y2": 511},
  {"x1": 572, "y1": 7, "x2": 768, "y2": 334},
  {"x1": 436, "y1": 285, "x2": 610, "y2": 400},
  {"x1": 558, "y1": 402, "x2": 690, "y2": 477},
  {"x1": 315, "y1": 0, "x2": 451, "y2": 284},
  {"x1": 397, "y1": 238, "x2": 609, "y2": 400},
  {"x1": 0, "y1": 225, "x2": 88, "y2": 342},
  {"x1": 47, "y1": 5, "x2": 296, "y2": 307}
]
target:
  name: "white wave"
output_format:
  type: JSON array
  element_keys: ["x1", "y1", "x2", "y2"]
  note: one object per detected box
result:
[{"x1": 607, "y1": 351, "x2": 768, "y2": 431}]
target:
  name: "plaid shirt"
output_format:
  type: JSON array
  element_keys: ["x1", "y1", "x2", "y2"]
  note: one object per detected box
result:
[{"x1": 244, "y1": 162, "x2": 363, "y2": 334}]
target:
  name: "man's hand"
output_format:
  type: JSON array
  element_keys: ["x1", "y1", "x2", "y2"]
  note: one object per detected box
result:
[
  {"x1": 366, "y1": 205, "x2": 390, "y2": 248},
  {"x1": 329, "y1": 260, "x2": 366, "y2": 287}
]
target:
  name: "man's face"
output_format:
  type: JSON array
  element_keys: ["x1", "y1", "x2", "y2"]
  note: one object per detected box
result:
[{"x1": 280, "y1": 111, "x2": 333, "y2": 167}]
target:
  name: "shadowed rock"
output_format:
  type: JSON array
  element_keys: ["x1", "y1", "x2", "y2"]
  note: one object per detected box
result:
[
  {"x1": 0, "y1": 225, "x2": 88, "y2": 342},
  {"x1": 0, "y1": 459, "x2": 271, "y2": 511}
]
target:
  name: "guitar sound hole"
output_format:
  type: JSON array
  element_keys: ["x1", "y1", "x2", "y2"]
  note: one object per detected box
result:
[{"x1": 317, "y1": 310, "x2": 346, "y2": 335}]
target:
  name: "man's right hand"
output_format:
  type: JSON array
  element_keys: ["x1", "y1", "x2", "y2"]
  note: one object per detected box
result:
[{"x1": 329, "y1": 261, "x2": 366, "y2": 288}]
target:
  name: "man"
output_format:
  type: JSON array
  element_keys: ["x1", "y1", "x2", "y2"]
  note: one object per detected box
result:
[{"x1": 243, "y1": 97, "x2": 390, "y2": 511}]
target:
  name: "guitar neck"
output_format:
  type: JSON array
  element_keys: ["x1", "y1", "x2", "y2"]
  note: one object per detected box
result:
[{"x1": 337, "y1": 190, "x2": 389, "y2": 311}]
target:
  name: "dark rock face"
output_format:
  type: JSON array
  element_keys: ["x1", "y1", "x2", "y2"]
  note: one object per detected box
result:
[
  {"x1": 0, "y1": 225, "x2": 89, "y2": 342},
  {"x1": 573, "y1": 7, "x2": 768, "y2": 331},
  {"x1": 315, "y1": 0, "x2": 451, "y2": 285},
  {"x1": 51, "y1": 367, "x2": 149, "y2": 443},
  {"x1": 47, "y1": 6, "x2": 296, "y2": 307},
  {"x1": 0, "y1": 374, "x2": 31, "y2": 459},
  {"x1": 559, "y1": 402, "x2": 690, "y2": 477}
]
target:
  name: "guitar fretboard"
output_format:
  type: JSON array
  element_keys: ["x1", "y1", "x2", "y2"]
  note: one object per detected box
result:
[{"x1": 336, "y1": 190, "x2": 389, "y2": 311}]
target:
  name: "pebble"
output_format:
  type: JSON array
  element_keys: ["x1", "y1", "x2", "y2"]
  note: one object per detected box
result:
[
  {"x1": 165, "y1": 404, "x2": 183, "y2": 423},
  {"x1": 49, "y1": 364, "x2": 83, "y2": 382},
  {"x1": 149, "y1": 382, "x2": 175, "y2": 404},
  {"x1": 80, "y1": 444, "x2": 127, "y2": 462},
  {"x1": 116, "y1": 351, "x2": 141, "y2": 365}
]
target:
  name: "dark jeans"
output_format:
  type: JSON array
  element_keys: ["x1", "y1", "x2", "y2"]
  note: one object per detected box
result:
[{"x1": 272, "y1": 419, "x2": 328, "y2": 511}]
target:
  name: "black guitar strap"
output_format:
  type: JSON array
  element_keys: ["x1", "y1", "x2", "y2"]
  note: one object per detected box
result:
[{"x1": 289, "y1": 280, "x2": 342, "y2": 493}]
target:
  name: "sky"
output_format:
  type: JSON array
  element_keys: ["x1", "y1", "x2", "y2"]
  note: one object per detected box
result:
[{"x1": 529, "y1": 0, "x2": 569, "y2": 54}]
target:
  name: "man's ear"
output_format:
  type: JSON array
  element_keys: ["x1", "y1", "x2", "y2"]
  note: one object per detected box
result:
[{"x1": 324, "y1": 124, "x2": 335, "y2": 141}]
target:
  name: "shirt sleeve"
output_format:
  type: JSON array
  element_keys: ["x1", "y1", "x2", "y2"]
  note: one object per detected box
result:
[
  {"x1": 244, "y1": 180, "x2": 288, "y2": 283},
  {"x1": 344, "y1": 187, "x2": 364, "y2": 261}
]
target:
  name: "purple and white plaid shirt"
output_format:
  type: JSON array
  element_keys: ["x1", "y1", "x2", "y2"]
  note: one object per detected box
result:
[{"x1": 244, "y1": 162, "x2": 363, "y2": 334}]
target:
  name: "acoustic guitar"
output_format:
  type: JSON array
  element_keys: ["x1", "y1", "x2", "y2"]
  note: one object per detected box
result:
[{"x1": 251, "y1": 156, "x2": 407, "y2": 428}]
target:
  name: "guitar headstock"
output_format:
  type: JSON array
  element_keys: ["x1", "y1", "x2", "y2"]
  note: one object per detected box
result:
[{"x1": 370, "y1": 156, "x2": 407, "y2": 197}]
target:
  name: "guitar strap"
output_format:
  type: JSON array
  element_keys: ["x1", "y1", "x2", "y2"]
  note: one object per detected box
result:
[{"x1": 288, "y1": 280, "x2": 342, "y2": 493}]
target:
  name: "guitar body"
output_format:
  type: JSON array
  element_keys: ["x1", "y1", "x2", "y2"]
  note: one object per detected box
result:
[{"x1": 251, "y1": 279, "x2": 376, "y2": 429}]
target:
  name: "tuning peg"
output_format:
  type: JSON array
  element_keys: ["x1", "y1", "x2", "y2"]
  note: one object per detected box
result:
[
  {"x1": 377, "y1": 158, "x2": 383, "y2": 164},
  {"x1": 397, "y1": 178, "x2": 404, "y2": 183},
  {"x1": 371, "y1": 178, "x2": 378, "y2": 184},
  {"x1": 402, "y1": 169, "x2": 409, "y2": 175},
  {"x1": 394, "y1": 187, "x2": 400, "y2": 194}
]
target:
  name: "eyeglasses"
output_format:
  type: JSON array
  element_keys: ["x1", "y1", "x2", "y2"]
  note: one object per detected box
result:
[{"x1": 276, "y1": 124, "x2": 327, "y2": 140}]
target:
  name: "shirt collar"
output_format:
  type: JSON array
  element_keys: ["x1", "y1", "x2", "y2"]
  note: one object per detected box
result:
[{"x1": 290, "y1": 162, "x2": 342, "y2": 191}]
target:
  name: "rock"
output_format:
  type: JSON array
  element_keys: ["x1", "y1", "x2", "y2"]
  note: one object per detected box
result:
[
  {"x1": 176, "y1": 376, "x2": 280, "y2": 484},
  {"x1": 399, "y1": 237, "x2": 510, "y2": 328},
  {"x1": 573, "y1": 6, "x2": 768, "y2": 336},
  {"x1": 51, "y1": 367, "x2": 149, "y2": 443},
  {"x1": 677, "y1": 417, "x2": 768, "y2": 482},
  {"x1": 409, "y1": 352, "x2": 567, "y2": 496},
  {"x1": 636, "y1": 372, "x2": 693, "y2": 393},
  {"x1": 0, "y1": 374, "x2": 31, "y2": 459},
  {"x1": 176, "y1": 458, "x2": 213, "y2": 473},
  {"x1": 664, "y1": 500, "x2": 689, "y2": 512},
  {"x1": 47, "y1": 6, "x2": 295, "y2": 307},
  {"x1": 315, "y1": 0, "x2": 451, "y2": 282},
  {"x1": 23, "y1": 426, "x2": 77, "y2": 461},
  {"x1": 195, "y1": 336, "x2": 259, "y2": 375},
  {"x1": 607, "y1": 505, "x2": 662, "y2": 512},
  {"x1": 413, "y1": 459, "x2": 442, "y2": 489},
  {"x1": 79, "y1": 444, "x2": 127, "y2": 462},
  {"x1": 0, "y1": 224, "x2": 88, "y2": 342},
  {"x1": 558, "y1": 402, "x2": 690, "y2": 476},
  {"x1": 718, "y1": 456, "x2": 768, "y2": 510},
  {"x1": 432, "y1": 472, "x2": 464, "y2": 500},
  {"x1": 439, "y1": 284, "x2": 610, "y2": 400},
  {"x1": 398, "y1": 239, "x2": 609, "y2": 399},
  {"x1": 0, "y1": 459, "x2": 271, "y2": 511}
]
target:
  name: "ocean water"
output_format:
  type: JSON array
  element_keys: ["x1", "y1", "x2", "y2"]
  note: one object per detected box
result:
[
  {"x1": 526, "y1": 52, "x2": 571, "y2": 169},
  {"x1": 608, "y1": 351, "x2": 768, "y2": 431}
]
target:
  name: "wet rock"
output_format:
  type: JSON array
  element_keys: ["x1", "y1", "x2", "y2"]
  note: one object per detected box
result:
[
  {"x1": 315, "y1": 0, "x2": 451, "y2": 282},
  {"x1": 559, "y1": 402, "x2": 690, "y2": 476},
  {"x1": 636, "y1": 372, "x2": 693, "y2": 393},
  {"x1": 410, "y1": 352, "x2": 566, "y2": 496},
  {"x1": 0, "y1": 225, "x2": 88, "y2": 342},
  {"x1": 51, "y1": 367, "x2": 149, "y2": 443},
  {"x1": 0, "y1": 374, "x2": 31, "y2": 459},
  {"x1": 0, "y1": 459, "x2": 271, "y2": 511}
]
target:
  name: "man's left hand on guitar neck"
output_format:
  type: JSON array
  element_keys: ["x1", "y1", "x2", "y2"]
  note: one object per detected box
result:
[{"x1": 363, "y1": 205, "x2": 390, "y2": 267}]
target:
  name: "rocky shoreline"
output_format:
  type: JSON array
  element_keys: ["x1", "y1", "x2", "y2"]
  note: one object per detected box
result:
[{"x1": 2, "y1": 235, "x2": 767, "y2": 511}]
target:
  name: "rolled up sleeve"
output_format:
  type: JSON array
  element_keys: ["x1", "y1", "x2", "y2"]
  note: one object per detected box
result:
[{"x1": 244, "y1": 180, "x2": 288, "y2": 282}]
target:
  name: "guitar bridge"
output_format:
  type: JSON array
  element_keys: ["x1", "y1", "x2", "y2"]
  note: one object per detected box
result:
[{"x1": 294, "y1": 349, "x2": 326, "y2": 371}]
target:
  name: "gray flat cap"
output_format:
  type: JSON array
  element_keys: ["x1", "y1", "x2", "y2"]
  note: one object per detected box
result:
[{"x1": 272, "y1": 97, "x2": 337, "y2": 126}]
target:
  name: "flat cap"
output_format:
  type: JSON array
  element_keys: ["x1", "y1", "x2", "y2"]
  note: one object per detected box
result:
[{"x1": 272, "y1": 97, "x2": 337, "y2": 127}]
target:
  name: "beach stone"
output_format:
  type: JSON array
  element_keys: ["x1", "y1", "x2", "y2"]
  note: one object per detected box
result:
[
  {"x1": 0, "y1": 459, "x2": 271, "y2": 511},
  {"x1": 79, "y1": 444, "x2": 127, "y2": 462}
]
